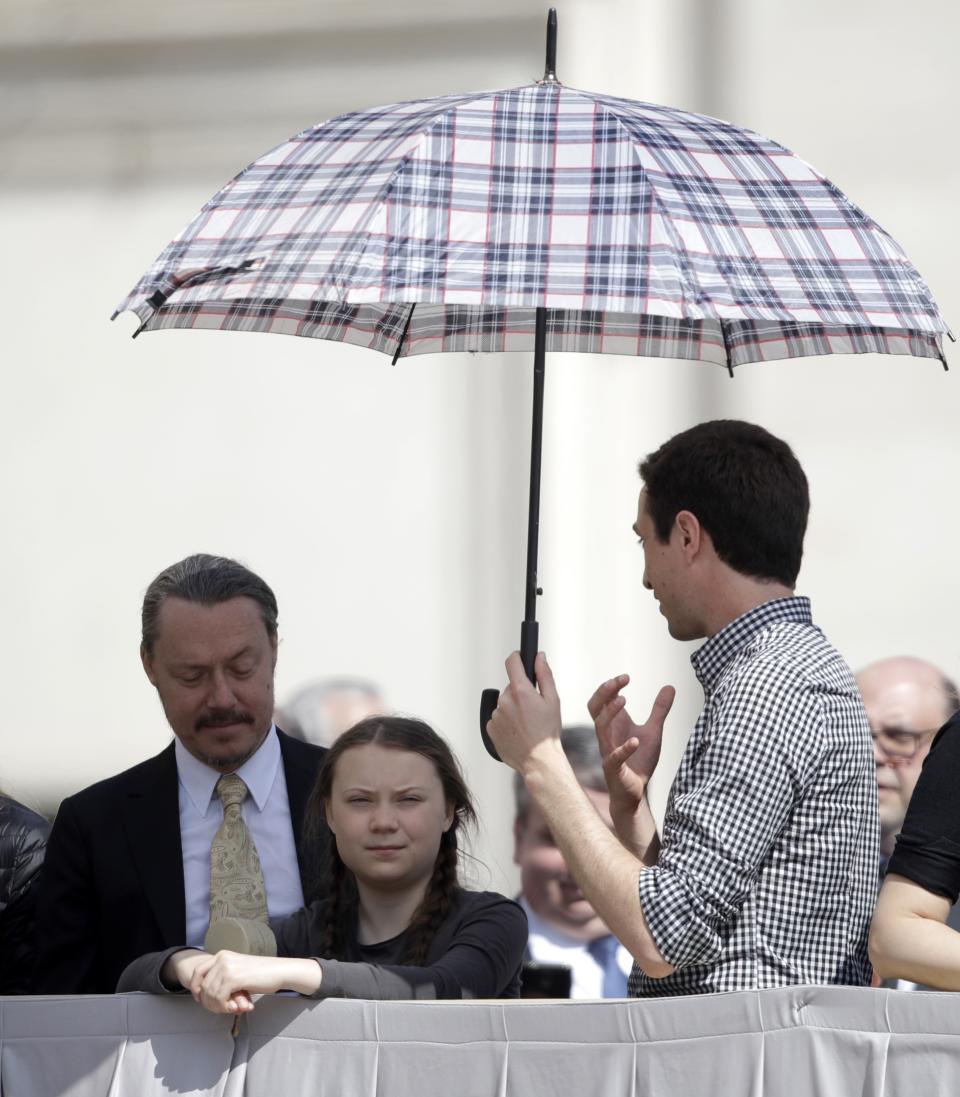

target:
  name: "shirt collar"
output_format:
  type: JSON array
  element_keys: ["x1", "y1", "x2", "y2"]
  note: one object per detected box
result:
[
  {"x1": 690, "y1": 595, "x2": 813, "y2": 691},
  {"x1": 175, "y1": 723, "x2": 281, "y2": 816},
  {"x1": 519, "y1": 896, "x2": 613, "y2": 950}
]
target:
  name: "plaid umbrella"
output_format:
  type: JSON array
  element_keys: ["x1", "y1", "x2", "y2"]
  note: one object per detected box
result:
[
  {"x1": 114, "y1": 16, "x2": 951, "y2": 756},
  {"x1": 114, "y1": 88, "x2": 949, "y2": 368}
]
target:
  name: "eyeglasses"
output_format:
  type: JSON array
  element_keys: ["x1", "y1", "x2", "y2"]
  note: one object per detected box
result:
[{"x1": 871, "y1": 727, "x2": 939, "y2": 766}]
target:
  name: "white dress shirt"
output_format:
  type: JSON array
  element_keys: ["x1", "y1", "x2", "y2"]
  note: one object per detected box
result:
[
  {"x1": 176, "y1": 725, "x2": 305, "y2": 947},
  {"x1": 520, "y1": 898, "x2": 632, "y2": 999}
]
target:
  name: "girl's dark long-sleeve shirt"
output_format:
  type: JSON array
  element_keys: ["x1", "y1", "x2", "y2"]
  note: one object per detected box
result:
[{"x1": 118, "y1": 888, "x2": 527, "y2": 1000}]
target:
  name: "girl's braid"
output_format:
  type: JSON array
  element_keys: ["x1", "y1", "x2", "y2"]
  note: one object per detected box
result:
[
  {"x1": 317, "y1": 849, "x2": 358, "y2": 960},
  {"x1": 401, "y1": 831, "x2": 459, "y2": 965}
]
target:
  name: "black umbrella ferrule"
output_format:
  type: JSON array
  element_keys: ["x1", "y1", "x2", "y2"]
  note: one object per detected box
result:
[{"x1": 542, "y1": 8, "x2": 559, "y2": 83}]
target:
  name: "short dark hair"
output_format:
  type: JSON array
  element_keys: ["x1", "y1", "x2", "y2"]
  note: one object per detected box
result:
[
  {"x1": 514, "y1": 726, "x2": 606, "y2": 823},
  {"x1": 141, "y1": 553, "x2": 278, "y2": 655},
  {"x1": 639, "y1": 420, "x2": 809, "y2": 587}
]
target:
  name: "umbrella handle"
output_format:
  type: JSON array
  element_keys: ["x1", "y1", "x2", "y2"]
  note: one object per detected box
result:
[
  {"x1": 479, "y1": 691, "x2": 501, "y2": 760},
  {"x1": 479, "y1": 620, "x2": 539, "y2": 761}
]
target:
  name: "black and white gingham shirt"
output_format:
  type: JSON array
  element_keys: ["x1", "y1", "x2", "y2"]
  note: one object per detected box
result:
[{"x1": 631, "y1": 597, "x2": 878, "y2": 997}]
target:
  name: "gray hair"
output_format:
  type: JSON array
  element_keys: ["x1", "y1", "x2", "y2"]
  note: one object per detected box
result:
[
  {"x1": 141, "y1": 553, "x2": 278, "y2": 656},
  {"x1": 276, "y1": 677, "x2": 386, "y2": 747},
  {"x1": 513, "y1": 725, "x2": 606, "y2": 822},
  {"x1": 857, "y1": 656, "x2": 960, "y2": 726},
  {"x1": 942, "y1": 673, "x2": 960, "y2": 717}
]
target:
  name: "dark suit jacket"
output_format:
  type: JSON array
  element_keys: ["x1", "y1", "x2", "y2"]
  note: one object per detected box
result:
[{"x1": 33, "y1": 730, "x2": 325, "y2": 995}]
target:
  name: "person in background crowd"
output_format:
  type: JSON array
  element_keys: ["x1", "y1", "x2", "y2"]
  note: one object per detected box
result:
[
  {"x1": 487, "y1": 420, "x2": 878, "y2": 996},
  {"x1": 857, "y1": 657, "x2": 960, "y2": 869},
  {"x1": 0, "y1": 792, "x2": 49, "y2": 993},
  {"x1": 34, "y1": 554, "x2": 327, "y2": 994},
  {"x1": 870, "y1": 701, "x2": 960, "y2": 990},
  {"x1": 857, "y1": 657, "x2": 960, "y2": 989},
  {"x1": 118, "y1": 717, "x2": 527, "y2": 1006},
  {"x1": 514, "y1": 726, "x2": 630, "y2": 997},
  {"x1": 276, "y1": 677, "x2": 387, "y2": 748}
]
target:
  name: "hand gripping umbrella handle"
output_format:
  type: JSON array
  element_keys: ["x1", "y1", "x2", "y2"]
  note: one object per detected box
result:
[{"x1": 480, "y1": 620, "x2": 538, "y2": 761}]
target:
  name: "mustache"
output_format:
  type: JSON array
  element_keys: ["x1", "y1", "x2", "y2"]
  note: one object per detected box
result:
[{"x1": 195, "y1": 709, "x2": 255, "y2": 731}]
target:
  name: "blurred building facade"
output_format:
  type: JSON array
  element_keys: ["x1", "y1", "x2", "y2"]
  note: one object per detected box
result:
[{"x1": 1, "y1": 0, "x2": 957, "y2": 892}]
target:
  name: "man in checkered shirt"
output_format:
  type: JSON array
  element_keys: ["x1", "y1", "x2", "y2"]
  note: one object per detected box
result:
[{"x1": 488, "y1": 420, "x2": 878, "y2": 996}]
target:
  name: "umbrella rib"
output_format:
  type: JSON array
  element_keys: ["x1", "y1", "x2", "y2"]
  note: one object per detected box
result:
[
  {"x1": 324, "y1": 91, "x2": 502, "y2": 300},
  {"x1": 721, "y1": 320, "x2": 734, "y2": 378},
  {"x1": 391, "y1": 303, "x2": 417, "y2": 365},
  {"x1": 587, "y1": 94, "x2": 707, "y2": 325}
]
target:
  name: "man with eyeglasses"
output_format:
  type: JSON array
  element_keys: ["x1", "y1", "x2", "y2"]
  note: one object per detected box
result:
[
  {"x1": 857, "y1": 657, "x2": 960, "y2": 865},
  {"x1": 857, "y1": 656, "x2": 960, "y2": 988}
]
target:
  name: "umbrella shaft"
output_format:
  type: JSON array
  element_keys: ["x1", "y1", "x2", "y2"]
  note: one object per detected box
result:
[{"x1": 521, "y1": 307, "x2": 547, "y2": 682}]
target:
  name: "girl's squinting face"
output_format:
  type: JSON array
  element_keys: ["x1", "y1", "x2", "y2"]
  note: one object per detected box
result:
[{"x1": 325, "y1": 744, "x2": 454, "y2": 893}]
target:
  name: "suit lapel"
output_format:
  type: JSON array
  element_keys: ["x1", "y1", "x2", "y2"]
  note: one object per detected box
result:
[
  {"x1": 277, "y1": 730, "x2": 326, "y2": 899},
  {"x1": 121, "y1": 743, "x2": 186, "y2": 946},
  {"x1": 280, "y1": 734, "x2": 315, "y2": 827}
]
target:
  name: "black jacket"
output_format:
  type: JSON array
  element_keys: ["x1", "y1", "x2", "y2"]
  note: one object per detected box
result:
[
  {"x1": 0, "y1": 795, "x2": 50, "y2": 994},
  {"x1": 33, "y1": 731, "x2": 325, "y2": 995}
]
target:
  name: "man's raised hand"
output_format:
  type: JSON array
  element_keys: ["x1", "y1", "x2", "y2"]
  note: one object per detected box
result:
[{"x1": 588, "y1": 677, "x2": 675, "y2": 831}]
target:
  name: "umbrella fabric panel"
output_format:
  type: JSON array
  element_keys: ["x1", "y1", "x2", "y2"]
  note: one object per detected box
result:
[
  {"x1": 115, "y1": 83, "x2": 949, "y2": 360},
  {"x1": 136, "y1": 300, "x2": 733, "y2": 363},
  {"x1": 138, "y1": 299, "x2": 945, "y2": 368},
  {"x1": 115, "y1": 88, "x2": 497, "y2": 325}
]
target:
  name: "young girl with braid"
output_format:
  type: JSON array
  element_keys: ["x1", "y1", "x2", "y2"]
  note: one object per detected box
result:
[{"x1": 118, "y1": 717, "x2": 527, "y2": 1010}]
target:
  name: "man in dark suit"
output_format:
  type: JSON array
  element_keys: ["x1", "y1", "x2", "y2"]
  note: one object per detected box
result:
[{"x1": 34, "y1": 554, "x2": 327, "y2": 994}]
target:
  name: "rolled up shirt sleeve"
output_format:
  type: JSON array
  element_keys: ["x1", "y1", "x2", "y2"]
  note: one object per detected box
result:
[{"x1": 639, "y1": 660, "x2": 822, "y2": 970}]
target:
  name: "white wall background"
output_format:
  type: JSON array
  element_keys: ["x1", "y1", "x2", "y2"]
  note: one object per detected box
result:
[{"x1": 1, "y1": 0, "x2": 957, "y2": 894}]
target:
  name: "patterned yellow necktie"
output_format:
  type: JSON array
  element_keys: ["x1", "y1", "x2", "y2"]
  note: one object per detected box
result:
[{"x1": 209, "y1": 774, "x2": 269, "y2": 925}]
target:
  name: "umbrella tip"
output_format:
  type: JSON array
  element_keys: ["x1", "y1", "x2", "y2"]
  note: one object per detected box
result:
[{"x1": 542, "y1": 8, "x2": 559, "y2": 83}]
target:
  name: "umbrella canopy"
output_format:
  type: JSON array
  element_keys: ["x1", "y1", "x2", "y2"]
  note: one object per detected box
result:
[
  {"x1": 115, "y1": 82, "x2": 950, "y2": 369},
  {"x1": 114, "y1": 39, "x2": 952, "y2": 758}
]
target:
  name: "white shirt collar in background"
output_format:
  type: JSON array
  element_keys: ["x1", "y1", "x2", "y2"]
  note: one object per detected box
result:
[{"x1": 175, "y1": 723, "x2": 281, "y2": 815}]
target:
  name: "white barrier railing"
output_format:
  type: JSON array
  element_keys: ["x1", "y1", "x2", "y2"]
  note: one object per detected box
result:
[{"x1": 3, "y1": 987, "x2": 960, "y2": 1097}]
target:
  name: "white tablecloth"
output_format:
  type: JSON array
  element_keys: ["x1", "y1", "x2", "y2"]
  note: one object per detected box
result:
[{"x1": 2, "y1": 987, "x2": 959, "y2": 1096}]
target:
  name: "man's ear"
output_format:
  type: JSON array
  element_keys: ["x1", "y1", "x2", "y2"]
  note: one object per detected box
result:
[
  {"x1": 140, "y1": 644, "x2": 159, "y2": 688},
  {"x1": 674, "y1": 510, "x2": 703, "y2": 559}
]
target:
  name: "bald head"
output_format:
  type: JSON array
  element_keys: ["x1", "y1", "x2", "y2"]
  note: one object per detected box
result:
[{"x1": 856, "y1": 656, "x2": 959, "y2": 855}]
